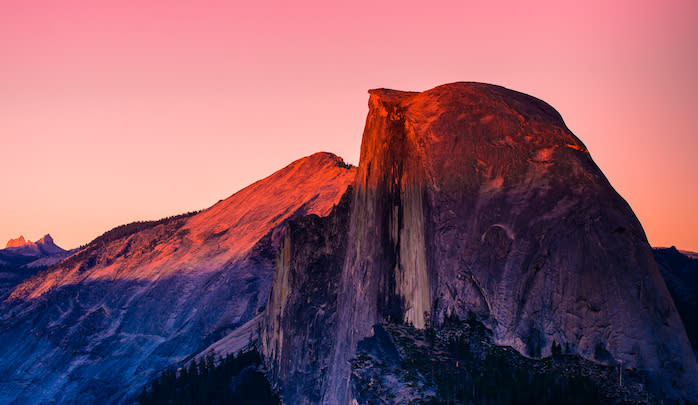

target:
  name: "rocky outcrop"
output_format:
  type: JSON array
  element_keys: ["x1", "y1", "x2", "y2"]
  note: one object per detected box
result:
[
  {"x1": 5, "y1": 235, "x2": 30, "y2": 248},
  {"x1": 0, "y1": 153, "x2": 355, "y2": 404},
  {"x1": 4, "y1": 233, "x2": 65, "y2": 256},
  {"x1": 33, "y1": 234, "x2": 65, "y2": 255},
  {"x1": 265, "y1": 83, "x2": 698, "y2": 402},
  {"x1": 653, "y1": 247, "x2": 698, "y2": 357},
  {"x1": 262, "y1": 187, "x2": 352, "y2": 403}
]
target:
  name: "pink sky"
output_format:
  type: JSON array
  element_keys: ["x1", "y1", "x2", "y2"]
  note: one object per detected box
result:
[{"x1": 1, "y1": 0, "x2": 697, "y2": 251}]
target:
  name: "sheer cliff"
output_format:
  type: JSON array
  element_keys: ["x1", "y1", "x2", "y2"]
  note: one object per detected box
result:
[
  {"x1": 262, "y1": 187, "x2": 353, "y2": 403},
  {"x1": 2, "y1": 82, "x2": 695, "y2": 404},
  {"x1": 263, "y1": 83, "x2": 698, "y2": 403},
  {"x1": 0, "y1": 153, "x2": 355, "y2": 404}
]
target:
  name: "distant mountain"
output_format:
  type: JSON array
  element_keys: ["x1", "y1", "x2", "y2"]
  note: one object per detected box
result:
[
  {"x1": 0, "y1": 234, "x2": 70, "y2": 299},
  {"x1": 5, "y1": 235, "x2": 31, "y2": 248},
  {"x1": 3, "y1": 234, "x2": 66, "y2": 257},
  {"x1": 653, "y1": 247, "x2": 698, "y2": 357},
  {"x1": 678, "y1": 249, "x2": 698, "y2": 260},
  {"x1": 0, "y1": 152, "x2": 355, "y2": 405}
]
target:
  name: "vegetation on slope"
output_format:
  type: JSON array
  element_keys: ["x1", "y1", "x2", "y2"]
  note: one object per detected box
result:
[
  {"x1": 135, "y1": 348, "x2": 279, "y2": 405},
  {"x1": 351, "y1": 315, "x2": 671, "y2": 404},
  {"x1": 60, "y1": 211, "x2": 200, "y2": 269}
]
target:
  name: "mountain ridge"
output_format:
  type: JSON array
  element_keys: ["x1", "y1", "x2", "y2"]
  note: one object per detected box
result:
[
  {"x1": 5, "y1": 235, "x2": 30, "y2": 248},
  {"x1": 0, "y1": 152, "x2": 355, "y2": 404},
  {"x1": 4, "y1": 233, "x2": 65, "y2": 256},
  {"x1": 1, "y1": 83, "x2": 696, "y2": 404}
]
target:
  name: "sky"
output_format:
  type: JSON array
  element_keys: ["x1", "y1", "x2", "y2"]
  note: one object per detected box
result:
[{"x1": 1, "y1": 0, "x2": 697, "y2": 251}]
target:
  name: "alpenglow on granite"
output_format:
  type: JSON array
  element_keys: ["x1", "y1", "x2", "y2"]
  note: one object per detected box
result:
[
  {"x1": 262, "y1": 82, "x2": 698, "y2": 403},
  {"x1": 0, "y1": 153, "x2": 355, "y2": 404}
]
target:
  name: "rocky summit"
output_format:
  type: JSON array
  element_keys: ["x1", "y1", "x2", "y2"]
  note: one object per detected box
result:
[
  {"x1": 0, "y1": 153, "x2": 355, "y2": 404},
  {"x1": 262, "y1": 82, "x2": 698, "y2": 403},
  {"x1": 4, "y1": 234, "x2": 65, "y2": 256},
  {"x1": 5, "y1": 235, "x2": 31, "y2": 249},
  {"x1": 1, "y1": 82, "x2": 696, "y2": 404}
]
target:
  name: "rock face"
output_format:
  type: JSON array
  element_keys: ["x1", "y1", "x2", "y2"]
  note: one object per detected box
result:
[
  {"x1": 0, "y1": 153, "x2": 355, "y2": 404},
  {"x1": 5, "y1": 235, "x2": 30, "y2": 248},
  {"x1": 262, "y1": 187, "x2": 353, "y2": 403},
  {"x1": 4, "y1": 234, "x2": 65, "y2": 256},
  {"x1": 263, "y1": 83, "x2": 698, "y2": 402},
  {"x1": 653, "y1": 247, "x2": 698, "y2": 358}
]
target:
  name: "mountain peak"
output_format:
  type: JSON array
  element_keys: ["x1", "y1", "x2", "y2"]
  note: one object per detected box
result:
[
  {"x1": 182, "y1": 152, "x2": 357, "y2": 261},
  {"x1": 36, "y1": 234, "x2": 54, "y2": 246},
  {"x1": 6, "y1": 235, "x2": 31, "y2": 248},
  {"x1": 0, "y1": 152, "x2": 356, "y2": 403},
  {"x1": 368, "y1": 82, "x2": 569, "y2": 132},
  {"x1": 263, "y1": 82, "x2": 697, "y2": 402},
  {"x1": 35, "y1": 234, "x2": 64, "y2": 254},
  {"x1": 4, "y1": 233, "x2": 65, "y2": 255},
  {"x1": 292, "y1": 152, "x2": 353, "y2": 170}
]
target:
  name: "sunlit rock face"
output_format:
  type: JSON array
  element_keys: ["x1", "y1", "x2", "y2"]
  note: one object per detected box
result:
[
  {"x1": 0, "y1": 153, "x2": 355, "y2": 405},
  {"x1": 5, "y1": 235, "x2": 31, "y2": 248},
  {"x1": 265, "y1": 83, "x2": 698, "y2": 403},
  {"x1": 4, "y1": 234, "x2": 65, "y2": 256}
]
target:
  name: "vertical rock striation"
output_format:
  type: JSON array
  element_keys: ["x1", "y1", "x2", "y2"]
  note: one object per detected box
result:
[
  {"x1": 263, "y1": 187, "x2": 352, "y2": 404},
  {"x1": 264, "y1": 82, "x2": 698, "y2": 403}
]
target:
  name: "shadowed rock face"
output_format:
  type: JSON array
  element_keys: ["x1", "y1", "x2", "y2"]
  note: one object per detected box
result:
[
  {"x1": 653, "y1": 247, "x2": 698, "y2": 357},
  {"x1": 0, "y1": 153, "x2": 355, "y2": 405},
  {"x1": 264, "y1": 83, "x2": 698, "y2": 403},
  {"x1": 262, "y1": 187, "x2": 353, "y2": 403}
]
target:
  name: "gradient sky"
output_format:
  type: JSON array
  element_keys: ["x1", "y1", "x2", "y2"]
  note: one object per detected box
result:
[{"x1": 1, "y1": 0, "x2": 697, "y2": 251}]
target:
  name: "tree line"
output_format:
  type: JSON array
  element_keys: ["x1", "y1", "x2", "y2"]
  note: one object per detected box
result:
[{"x1": 135, "y1": 348, "x2": 279, "y2": 405}]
